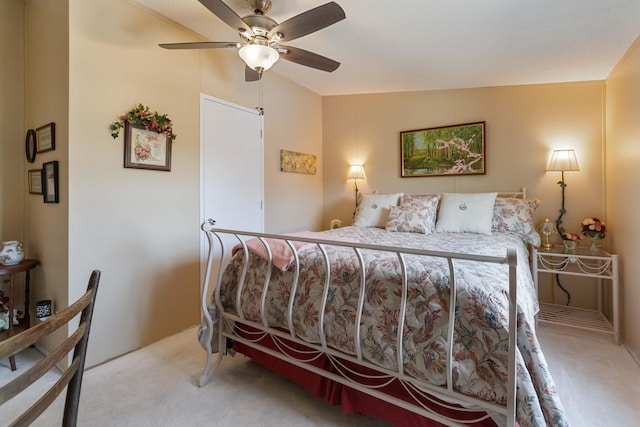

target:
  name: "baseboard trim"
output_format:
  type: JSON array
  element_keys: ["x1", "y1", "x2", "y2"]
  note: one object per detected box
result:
[{"x1": 623, "y1": 343, "x2": 640, "y2": 369}]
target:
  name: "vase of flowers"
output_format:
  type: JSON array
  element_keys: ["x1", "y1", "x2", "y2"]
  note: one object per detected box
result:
[
  {"x1": 581, "y1": 217, "x2": 606, "y2": 251},
  {"x1": 561, "y1": 232, "x2": 581, "y2": 252}
]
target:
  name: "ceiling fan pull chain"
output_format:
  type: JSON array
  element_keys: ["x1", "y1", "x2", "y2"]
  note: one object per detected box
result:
[{"x1": 258, "y1": 78, "x2": 264, "y2": 111}]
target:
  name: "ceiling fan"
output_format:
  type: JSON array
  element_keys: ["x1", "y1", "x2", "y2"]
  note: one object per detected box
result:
[{"x1": 160, "y1": 0, "x2": 346, "y2": 82}]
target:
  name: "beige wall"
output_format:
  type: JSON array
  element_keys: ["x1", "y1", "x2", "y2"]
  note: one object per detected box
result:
[
  {"x1": 24, "y1": 0, "x2": 70, "y2": 350},
  {"x1": 605, "y1": 35, "x2": 640, "y2": 363},
  {"x1": 64, "y1": 0, "x2": 323, "y2": 365},
  {"x1": 323, "y1": 82, "x2": 607, "y2": 309},
  {"x1": 0, "y1": 0, "x2": 25, "y2": 241}
]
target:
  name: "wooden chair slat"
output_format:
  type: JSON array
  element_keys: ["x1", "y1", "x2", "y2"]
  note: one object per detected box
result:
[
  {"x1": 0, "y1": 325, "x2": 85, "y2": 403},
  {"x1": 0, "y1": 270, "x2": 101, "y2": 427},
  {"x1": 9, "y1": 359, "x2": 80, "y2": 427}
]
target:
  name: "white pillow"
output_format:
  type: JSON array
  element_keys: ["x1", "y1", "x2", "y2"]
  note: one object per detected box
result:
[
  {"x1": 436, "y1": 192, "x2": 498, "y2": 235},
  {"x1": 353, "y1": 193, "x2": 403, "y2": 228}
]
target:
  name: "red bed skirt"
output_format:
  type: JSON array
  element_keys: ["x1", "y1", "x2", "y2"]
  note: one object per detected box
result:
[{"x1": 231, "y1": 330, "x2": 500, "y2": 427}]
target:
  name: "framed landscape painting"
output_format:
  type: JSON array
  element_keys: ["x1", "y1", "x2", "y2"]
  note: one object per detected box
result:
[{"x1": 400, "y1": 122, "x2": 486, "y2": 177}]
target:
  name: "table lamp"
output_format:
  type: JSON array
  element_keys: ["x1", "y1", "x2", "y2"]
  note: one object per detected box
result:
[
  {"x1": 347, "y1": 164, "x2": 366, "y2": 215},
  {"x1": 546, "y1": 149, "x2": 580, "y2": 234}
]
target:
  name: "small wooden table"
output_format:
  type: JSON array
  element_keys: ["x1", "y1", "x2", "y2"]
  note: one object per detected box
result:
[{"x1": 0, "y1": 259, "x2": 39, "y2": 370}]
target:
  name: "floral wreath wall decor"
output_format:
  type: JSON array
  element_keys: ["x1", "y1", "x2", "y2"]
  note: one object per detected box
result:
[{"x1": 110, "y1": 104, "x2": 175, "y2": 171}]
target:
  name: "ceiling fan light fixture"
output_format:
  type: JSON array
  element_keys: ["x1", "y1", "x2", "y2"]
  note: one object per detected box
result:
[
  {"x1": 239, "y1": 43, "x2": 279, "y2": 71},
  {"x1": 160, "y1": 0, "x2": 345, "y2": 82}
]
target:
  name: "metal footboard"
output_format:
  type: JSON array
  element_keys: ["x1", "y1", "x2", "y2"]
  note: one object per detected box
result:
[{"x1": 199, "y1": 220, "x2": 517, "y2": 427}]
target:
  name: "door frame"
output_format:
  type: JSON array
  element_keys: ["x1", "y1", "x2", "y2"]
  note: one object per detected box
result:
[{"x1": 199, "y1": 93, "x2": 264, "y2": 292}]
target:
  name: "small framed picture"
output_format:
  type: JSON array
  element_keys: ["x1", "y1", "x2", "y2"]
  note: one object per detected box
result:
[
  {"x1": 42, "y1": 161, "x2": 59, "y2": 203},
  {"x1": 124, "y1": 122, "x2": 172, "y2": 171},
  {"x1": 28, "y1": 169, "x2": 43, "y2": 194},
  {"x1": 25, "y1": 129, "x2": 37, "y2": 163},
  {"x1": 280, "y1": 149, "x2": 317, "y2": 174},
  {"x1": 36, "y1": 122, "x2": 56, "y2": 153}
]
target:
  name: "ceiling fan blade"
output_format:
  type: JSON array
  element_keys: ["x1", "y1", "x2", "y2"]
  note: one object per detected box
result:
[
  {"x1": 279, "y1": 45, "x2": 340, "y2": 72},
  {"x1": 271, "y1": 2, "x2": 345, "y2": 42},
  {"x1": 245, "y1": 66, "x2": 262, "y2": 82},
  {"x1": 159, "y1": 41, "x2": 237, "y2": 50},
  {"x1": 198, "y1": 0, "x2": 253, "y2": 34}
]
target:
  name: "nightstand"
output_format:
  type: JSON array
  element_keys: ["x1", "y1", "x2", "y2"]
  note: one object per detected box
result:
[
  {"x1": 0, "y1": 259, "x2": 39, "y2": 370},
  {"x1": 531, "y1": 246, "x2": 619, "y2": 344}
]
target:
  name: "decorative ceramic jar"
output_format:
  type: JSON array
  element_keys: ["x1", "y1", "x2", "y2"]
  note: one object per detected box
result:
[
  {"x1": 36, "y1": 299, "x2": 53, "y2": 321},
  {"x1": 0, "y1": 241, "x2": 25, "y2": 265},
  {"x1": 562, "y1": 240, "x2": 577, "y2": 251}
]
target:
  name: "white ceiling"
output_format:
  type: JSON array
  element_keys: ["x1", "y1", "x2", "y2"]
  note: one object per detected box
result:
[{"x1": 137, "y1": 0, "x2": 640, "y2": 96}]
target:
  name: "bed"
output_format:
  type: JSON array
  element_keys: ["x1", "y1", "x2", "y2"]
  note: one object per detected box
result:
[{"x1": 197, "y1": 190, "x2": 568, "y2": 427}]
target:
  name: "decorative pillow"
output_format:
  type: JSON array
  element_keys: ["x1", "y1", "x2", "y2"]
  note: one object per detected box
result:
[
  {"x1": 400, "y1": 194, "x2": 440, "y2": 204},
  {"x1": 353, "y1": 193, "x2": 403, "y2": 228},
  {"x1": 492, "y1": 198, "x2": 541, "y2": 247},
  {"x1": 435, "y1": 192, "x2": 498, "y2": 235},
  {"x1": 386, "y1": 195, "x2": 440, "y2": 233}
]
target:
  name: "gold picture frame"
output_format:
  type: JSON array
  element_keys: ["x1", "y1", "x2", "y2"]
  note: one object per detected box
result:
[
  {"x1": 280, "y1": 150, "x2": 317, "y2": 175},
  {"x1": 28, "y1": 169, "x2": 43, "y2": 195},
  {"x1": 400, "y1": 122, "x2": 486, "y2": 177}
]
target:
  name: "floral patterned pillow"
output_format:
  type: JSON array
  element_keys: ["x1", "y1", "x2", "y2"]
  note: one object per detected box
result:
[
  {"x1": 492, "y1": 198, "x2": 541, "y2": 246},
  {"x1": 385, "y1": 195, "x2": 440, "y2": 234}
]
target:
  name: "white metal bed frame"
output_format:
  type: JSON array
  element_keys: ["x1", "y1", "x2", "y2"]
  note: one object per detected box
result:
[{"x1": 198, "y1": 219, "x2": 518, "y2": 427}]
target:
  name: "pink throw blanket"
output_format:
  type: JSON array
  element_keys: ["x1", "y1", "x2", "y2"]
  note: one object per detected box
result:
[{"x1": 232, "y1": 231, "x2": 357, "y2": 271}]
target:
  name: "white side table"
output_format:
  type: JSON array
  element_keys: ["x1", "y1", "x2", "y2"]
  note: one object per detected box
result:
[{"x1": 532, "y1": 246, "x2": 619, "y2": 344}]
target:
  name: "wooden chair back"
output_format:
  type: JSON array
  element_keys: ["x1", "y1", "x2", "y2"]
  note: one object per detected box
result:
[{"x1": 0, "y1": 270, "x2": 101, "y2": 427}]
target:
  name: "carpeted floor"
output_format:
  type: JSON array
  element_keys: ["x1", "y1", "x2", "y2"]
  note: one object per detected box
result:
[
  {"x1": 0, "y1": 326, "x2": 390, "y2": 427},
  {"x1": 1, "y1": 324, "x2": 639, "y2": 426}
]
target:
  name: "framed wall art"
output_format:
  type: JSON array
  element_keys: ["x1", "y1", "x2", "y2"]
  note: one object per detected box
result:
[
  {"x1": 280, "y1": 150, "x2": 317, "y2": 175},
  {"x1": 28, "y1": 169, "x2": 43, "y2": 194},
  {"x1": 36, "y1": 122, "x2": 56, "y2": 153},
  {"x1": 25, "y1": 129, "x2": 37, "y2": 163},
  {"x1": 42, "y1": 161, "x2": 59, "y2": 203},
  {"x1": 124, "y1": 122, "x2": 172, "y2": 171},
  {"x1": 400, "y1": 121, "x2": 486, "y2": 177}
]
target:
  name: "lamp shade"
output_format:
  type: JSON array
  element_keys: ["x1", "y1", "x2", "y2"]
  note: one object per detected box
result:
[
  {"x1": 547, "y1": 149, "x2": 580, "y2": 172},
  {"x1": 347, "y1": 164, "x2": 366, "y2": 181},
  {"x1": 239, "y1": 44, "x2": 279, "y2": 71}
]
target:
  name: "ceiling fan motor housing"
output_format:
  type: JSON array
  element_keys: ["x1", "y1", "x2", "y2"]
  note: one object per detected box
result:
[
  {"x1": 248, "y1": 0, "x2": 271, "y2": 15},
  {"x1": 241, "y1": 14, "x2": 279, "y2": 42}
]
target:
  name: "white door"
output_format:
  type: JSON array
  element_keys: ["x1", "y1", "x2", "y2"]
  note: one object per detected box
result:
[{"x1": 200, "y1": 94, "x2": 264, "y2": 290}]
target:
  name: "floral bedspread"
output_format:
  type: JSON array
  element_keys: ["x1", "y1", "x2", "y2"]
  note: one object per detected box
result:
[{"x1": 216, "y1": 227, "x2": 568, "y2": 427}]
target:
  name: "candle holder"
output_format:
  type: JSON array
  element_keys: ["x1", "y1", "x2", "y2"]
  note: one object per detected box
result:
[{"x1": 540, "y1": 218, "x2": 556, "y2": 249}]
